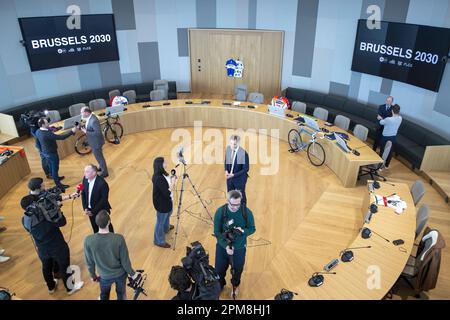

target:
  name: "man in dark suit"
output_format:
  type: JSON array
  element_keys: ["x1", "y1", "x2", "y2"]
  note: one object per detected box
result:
[
  {"x1": 35, "y1": 118, "x2": 78, "y2": 191},
  {"x1": 224, "y1": 135, "x2": 250, "y2": 204},
  {"x1": 81, "y1": 107, "x2": 109, "y2": 178},
  {"x1": 81, "y1": 164, "x2": 114, "y2": 233},
  {"x1": 372, "y1": 96, "x2": 394, "y2": 151}
]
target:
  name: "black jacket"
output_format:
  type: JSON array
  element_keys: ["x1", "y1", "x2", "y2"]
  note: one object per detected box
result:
[
  {"x1": 22, "y1": 194, "x2": 68, "y2": 258},
  {"x1": 81, "y1": 175, "x2": 112, "y2": 215},
  {"x1": 152, "y1": 174, "x2": 172, "y2": 213},
  {"x1": 377, "y1": 104, "x2": 393, "y2": 128},
  {"x1": 35, "y1": 128, "x2": 73, "y2": 155}
]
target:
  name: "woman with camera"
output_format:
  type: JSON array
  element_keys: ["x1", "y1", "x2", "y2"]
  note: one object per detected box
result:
[{"x1": 152, "y1": 157, "x2": 177, "y2": 248}]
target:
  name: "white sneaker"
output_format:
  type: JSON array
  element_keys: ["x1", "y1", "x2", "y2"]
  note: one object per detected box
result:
[
  {"x1": 48, "y1": 279, "x2": 58, "y2": 294},
  {"x1": 0, "y1": 255, "x2": 10, "y2": 263},
  {"x1": 231, "y1": 286, "x2": 239, "y2": 299},
  {"x1": 0, "y1": 249, "x2": 5, "y2": 255},
  {"x1": 67, "y1": 281, "x2": 84, "y2": 295},
  {"x1": 0, "y1": 216, "x2": 5, "y2": 221}
]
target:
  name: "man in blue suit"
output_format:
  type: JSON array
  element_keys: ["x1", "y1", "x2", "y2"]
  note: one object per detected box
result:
[
  {"x1": 225, "y1": 135, "x2": 249, "y2": 205},
  {"x1": 373, "y1": 96, "x2": 394, "y2": 151}
]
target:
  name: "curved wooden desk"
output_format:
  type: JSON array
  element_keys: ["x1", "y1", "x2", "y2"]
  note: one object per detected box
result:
[
  {"x1": 54, "y1": 99, "x2": 382, "y2": 188},
  {"x1": 0, "y1": 146, "x2": 30, "y2": 199}
]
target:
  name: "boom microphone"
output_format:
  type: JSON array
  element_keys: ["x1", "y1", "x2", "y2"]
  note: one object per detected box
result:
[
  {"x1": 340, "y1": 246, "x2": 372, "y2": 262},
  {"x1": 361, "y1": 227, "x2": 390, "y2": 242},
  {"x1": 308, "y1": 272, "x2": 336, "y2": 287}
]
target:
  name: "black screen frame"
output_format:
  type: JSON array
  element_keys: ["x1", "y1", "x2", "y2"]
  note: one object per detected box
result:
[
  {"x1": 18, "y1": 13, "x2": 120, "y2": 72},
  {"x1": 351, "y1": 19, "x2": 450, "y2": 92}
]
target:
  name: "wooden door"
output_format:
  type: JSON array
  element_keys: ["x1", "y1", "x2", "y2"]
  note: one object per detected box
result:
[{"x1": 189, "y1": 29, "x2": 283, "y2": 99}]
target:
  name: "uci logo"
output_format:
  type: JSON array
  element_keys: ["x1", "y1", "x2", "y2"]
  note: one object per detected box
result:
[{"x1": 66, "y1": 5, "x2": 81, "y2": 30}]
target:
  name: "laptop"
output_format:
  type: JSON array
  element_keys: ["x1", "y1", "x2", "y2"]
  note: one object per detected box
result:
[
  {"x1": 106, "y1": 105, "x2": 125, "y2": 116},
  {"x1": 268, "y1": 104, "x2": 286, "y2": 117},
  {"x1": 303, "y1": 116, "x2": 320, "y2": 132},
  {"x1": 335, "y1": 132, "x2": 351, "y2": 153},
  {"x1": 63, "y1": 115, "x2": 82, "y2": 130}
]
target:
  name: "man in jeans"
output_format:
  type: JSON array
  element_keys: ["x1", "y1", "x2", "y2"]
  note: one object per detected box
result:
[{"x1": 84, "y1": 210, "x2": 140, "y2": 300}]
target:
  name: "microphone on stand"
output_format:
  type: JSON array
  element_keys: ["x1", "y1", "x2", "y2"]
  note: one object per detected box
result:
[
  {"x1": 361, "y1": 227, "x2": 390, "y2": 242},
  {"x1": 340, "y1": 246, "x2": 372, "y2": 262},
  {"x1": 308, "y1": 272, "x2": 336, "y2": 287}
]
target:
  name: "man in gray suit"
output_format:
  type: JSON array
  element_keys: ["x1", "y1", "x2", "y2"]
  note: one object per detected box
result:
[{"x1": 81, "y1": 107, "x2": 109, "y2": 178}]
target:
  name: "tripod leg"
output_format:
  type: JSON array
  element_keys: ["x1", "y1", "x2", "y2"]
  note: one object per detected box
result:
[
  {"x1": 172, "y1": 172, "x2": 187, "y2": 251},
  {"x1": 186, "y1": 175, "x2": 213, "y2": 221}
]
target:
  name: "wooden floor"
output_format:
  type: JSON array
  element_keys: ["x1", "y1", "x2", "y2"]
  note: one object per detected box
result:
[{"x1": 0, "y1": 94, "x2": 449, "y2": 300}]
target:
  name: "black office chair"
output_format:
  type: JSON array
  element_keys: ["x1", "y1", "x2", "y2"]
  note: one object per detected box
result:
[{"x1": 358, "y1": 141, "x2": 392, "y2": 181}]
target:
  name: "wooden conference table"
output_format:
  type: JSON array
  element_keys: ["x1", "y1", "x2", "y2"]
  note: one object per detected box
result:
[
  {"x1": 53, "y1": 99, "x2": 383, "y2": 188},
  {"x1": 0, "y1": 146, "x2": 31, "y2": 199},
  {"x1": 293, "y1": 181, "x2": 416, "y2": 299}
]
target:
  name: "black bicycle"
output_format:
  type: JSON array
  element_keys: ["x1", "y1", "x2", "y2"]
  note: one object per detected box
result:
[{"x1": 75, "y1": 114, "x2": 124, "y2": 155}]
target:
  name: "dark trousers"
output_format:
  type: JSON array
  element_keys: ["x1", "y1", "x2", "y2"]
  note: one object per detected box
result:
[
  {"x1": 89, "y1": 212, "x2": 114, "y2": 233},
  {"x1": 214, "y1": 243, "x2": 246, "y2": 288},
  {"x1": 99, "y1": 273, "x2": 128, "y2": 300},
  {"x1": 39, "y1": 245, "x2": 72, "y2": 292},
  {"x1": 380, "y1": 135, "x2": 396, "y2": 167},
  {"x1": 44, "y1": 153, "x2": 62, "y2": 187},
  {"x1": 92, "y1": 147, "x2": 108, "y2": 175},
  {"x1": 38, "y1": 151, "x2": 50, "y2": 176},
  {"x1": 226, "y1": 179, "x2": 247, "y2": 205},
  {"x1": 372, "y1": 126, "x2": 384, "y2": 151}
]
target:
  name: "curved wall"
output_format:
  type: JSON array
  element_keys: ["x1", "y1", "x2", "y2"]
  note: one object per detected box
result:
[{"x1": 0, "y1": 0, "x2": 449, "y2": 139}]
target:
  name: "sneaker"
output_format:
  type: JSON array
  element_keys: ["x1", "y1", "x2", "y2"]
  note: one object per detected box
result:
[
  {"x1": 48, "y1": 279, "x2": 58, "y2": 294},
  {"x1": 0, "y1": 249, "x2": 5, "y2": 255},
  {"x1": 0, "y1": 216, "x2": 5, "y2": 221},
  {"x1": 67, "y1": 281, "x2": 84, "y2": 295},
  {"x1": 0, "y1": 255, "x2": 10, "y2": 263},
  {"x1": 231, "y1": 286, "x2": 239, "y2": 299}
]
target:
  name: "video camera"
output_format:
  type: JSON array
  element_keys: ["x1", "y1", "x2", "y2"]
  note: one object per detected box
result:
[
  {"x1": 222, "y1": 221, "x2": 244, "y2": 246},
  {"x1": 24, "y1": 186, "x2": 64, "y2": 227},
  {"x1": 127, "y1": 269, "x2": 148, "y2": 300},
  {"x1": 180, "y1": 241, "x2": 221, "y2": 300},
  {"x1": 20, "y1": 110, "x2": 49, "y2": 130}
]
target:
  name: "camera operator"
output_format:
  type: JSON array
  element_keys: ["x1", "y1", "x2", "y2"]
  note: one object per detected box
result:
[
  {"x1": 30, "y1": 126, "x2": 51, "y2": 179},
  {"x1": 170, "y1": 241, "x2": 221, "y2": 300},
  {"x1": 84, "y1": 210, "x2": 140, "y2": 300},
  {"x1": 169, "y1": 266, "x2": 195, "y2": 300},
  {"x1": 214, "y1": 190, "x2": 255, "y2": 298},
  {"x1": 35, "y1": 117, "x2": 78, "y2": 191},
  {"x1": 21, "y1": 177, "x2": 84, "y2": 295}
]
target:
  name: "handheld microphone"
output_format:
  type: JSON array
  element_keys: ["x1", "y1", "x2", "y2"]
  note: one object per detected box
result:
[
  {"x1": 308, "y1": 272, "x2": 336, "y2": 287},
  {"x1": 76, "y1": 183, "x2": 83, "y2": 196},
  {"x1": 361, "y1": 227, "x2": 390, "y2": 242},
  {"x1": 340, "y1": 246, "x2": 372, "y2": 262}
]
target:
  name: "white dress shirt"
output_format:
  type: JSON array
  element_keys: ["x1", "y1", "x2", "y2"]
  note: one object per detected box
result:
[
  {"x1": 87, "y1": 176, "x2": 96, "y2": 208},
  {"x1": 230, "y1": 146, "x2": 239, "y2": 174}
]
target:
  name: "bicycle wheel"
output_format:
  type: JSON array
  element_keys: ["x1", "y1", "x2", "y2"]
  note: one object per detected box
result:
[
  {"x1": 75, "y1": 134, "x2": 92, "y2": 155},
  {"x1": 288, "y1": 129, "x2": 303, "y2": 152},
  {"x1": 105, "y1": 123, "x2": 124, "y2": 144},
  {"x1": 307, "y1": 141, "x2": 326, "y2": 166}
]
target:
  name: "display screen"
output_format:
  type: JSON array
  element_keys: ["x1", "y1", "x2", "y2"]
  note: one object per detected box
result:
[
  {"x1": 351, "y1": 19, "x2": 450, "y2": 92},
  {"x1": 19, "y1": 14, "x2": 119, "y2": 71}
]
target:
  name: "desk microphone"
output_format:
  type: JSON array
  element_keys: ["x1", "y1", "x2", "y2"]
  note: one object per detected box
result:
[
  {"x1": 361, "y1": 227, "x2": 390, "y2": 242},
  {"x1": 308, "y1": 272, "x2": 336, "y2": 287},
  {"x1": 340, "y1": 246, "x2": 372, "y2": 262}
]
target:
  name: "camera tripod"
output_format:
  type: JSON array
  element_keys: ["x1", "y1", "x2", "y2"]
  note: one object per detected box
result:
[{"x1": 172, "y1": 160, "x2": 213, "y2": 251}]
